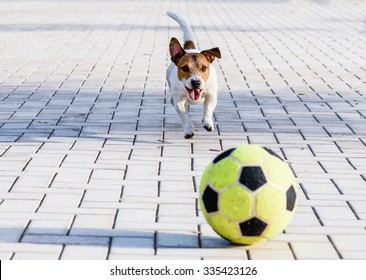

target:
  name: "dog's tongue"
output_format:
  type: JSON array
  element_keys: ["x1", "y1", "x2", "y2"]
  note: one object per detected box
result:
[{"x1": 186, "y1": 87, "x2": 201, "y2": 100}]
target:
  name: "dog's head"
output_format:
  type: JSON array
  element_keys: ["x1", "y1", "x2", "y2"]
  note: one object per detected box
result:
[{"x1": 169, "y1": 37, "x2": 221, "y2": 101}]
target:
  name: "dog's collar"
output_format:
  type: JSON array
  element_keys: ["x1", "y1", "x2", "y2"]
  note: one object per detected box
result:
[{"x1": 185, "y1": 49, "x2": 200, "y2": 54}]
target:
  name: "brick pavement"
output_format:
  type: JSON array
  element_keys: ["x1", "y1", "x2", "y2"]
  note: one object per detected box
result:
[{"x1": 1, "y1": 0, "x2": 366, "y2": 260}]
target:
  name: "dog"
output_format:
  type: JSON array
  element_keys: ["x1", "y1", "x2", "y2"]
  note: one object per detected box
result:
[{"x1": 166, "y1": 11, "x2": 221, "y2": 139}]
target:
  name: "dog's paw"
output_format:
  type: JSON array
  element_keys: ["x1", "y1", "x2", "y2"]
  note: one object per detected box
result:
[
  {"x1": 184, "y1": 131, "x2": 195, "y2": 139},
  {"x1": 203, "y1": 120, "x2": 215, "y2": 132},
  {"x1": 203, "y1": 124, "x2": 213, "y2": 131},
  {"x1": 203, "y1": 117, "x2": 215, "y2": 132},
  {"x1": 183, "y1": 124, "x2": 195, "y2": 139}
]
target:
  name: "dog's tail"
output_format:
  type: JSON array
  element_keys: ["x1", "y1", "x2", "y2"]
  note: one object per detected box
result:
[{"x1": 167, "y1": 11, "x2": 196, "y2": 46}]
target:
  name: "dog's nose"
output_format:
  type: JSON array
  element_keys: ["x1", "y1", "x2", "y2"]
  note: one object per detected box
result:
[{"x1": 191, "y1": 80, "x2": 201, "y2": 89}]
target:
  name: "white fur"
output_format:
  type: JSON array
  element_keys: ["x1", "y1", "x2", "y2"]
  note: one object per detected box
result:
[
  {"x1": 166, "y1": 12, "x2": 219, "y2": 139},
  {"x1": 166, "y1": 11, "x2": 196, "y2": 43},
  {"x1": 185, "y1": 49, "x2": 200, "y2": 54}
]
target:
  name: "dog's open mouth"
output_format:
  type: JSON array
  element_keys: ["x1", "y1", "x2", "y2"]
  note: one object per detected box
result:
[{"x1": 185, "y1": 87, "x2": 201, "y2": 101}]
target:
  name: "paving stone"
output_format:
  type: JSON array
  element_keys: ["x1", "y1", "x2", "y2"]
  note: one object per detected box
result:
[
  {"x1": 40, "y1": 193, "x2": 83, "y2": 208},
  {"x1": 315, "y1": 204, "x2": 358, "y2": 221},
  {"x1": 12, "y1": 251, "x2": 60, "y2": 260},
  {"x1": 69, "y1": 214, "x2": 114, "y2": 235},
  {"x1": 0, "y1": 200, "x2": 39, "y2": 213},
  {"x1": 115, "y1": 208, "x2": 157, "y2": 224},
  {"x1": 291, "y1": 241, "x2": 340, "y2": 260},
  {"x1": 157, "y1": 231, "x2": 199, "y2": 248},
  {"x1": 0, "y1": 242, "x2": 63, "y2": 256},
  {"x1": 110, "y1": 237, "x2": 155, "y2": 256},
  {"x1": 249, "y1": 242, "x2": 295, "y2": 260},
  {"x1": 83, "y1": 189, "x2": 121, "y2": 202},
  {"x1": 158, "y1": 204, "x2": 196, "y2": 217},
  {"x1": 22, "y1": 234, "x2": 110, "y2": 247},
  {"x1": 0, "y1": 226, "x2": 27, "y2": 243},
  {"x1": 60, "y1": 245, "x2": 108, "y2": 260},
  {"x1": 0, "y1": 252, "x2": 13, "y2": 260}
]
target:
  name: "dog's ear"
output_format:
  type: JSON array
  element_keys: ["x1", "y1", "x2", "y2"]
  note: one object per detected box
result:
[
  {"x1": 201, "y1": 47, "x2": 221, "y2": 63},
  {"x1": 170, "y1": 37, "x2": 186, "y2": 64}
]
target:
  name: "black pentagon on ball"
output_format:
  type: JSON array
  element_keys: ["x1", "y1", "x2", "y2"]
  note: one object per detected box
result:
[
  {"x1": 239, "y1": 166, "x2": 267, "y2": 191},
  {"x1": 286, "y1": 185, "x2": 297, "y2": 211},
  {"x1": 213, "y1": 148, "x2": 235, "y2": 164},
  {"x1": 239, "y1": 217, "x2": 268, "y2": 236},
  {"x1": 202, "y1": 185, "x2": 219, "y2": 213}
]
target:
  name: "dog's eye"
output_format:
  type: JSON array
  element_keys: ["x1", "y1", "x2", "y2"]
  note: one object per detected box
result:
[
  {"x1": 181, "y1": 66, "x2": 190, "y2": 72},
  {"x1": 201, "y1": 66, "x2": 207, "y2": 72}
]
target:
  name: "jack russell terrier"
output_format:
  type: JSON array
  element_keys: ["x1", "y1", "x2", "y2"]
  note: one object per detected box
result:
[{"x1": 166, "y1": 12, "x2": 221, "y2": 139}]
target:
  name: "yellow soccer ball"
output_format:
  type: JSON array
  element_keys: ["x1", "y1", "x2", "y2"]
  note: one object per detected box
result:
[{"x1": 199, "y1": 144, "x2": 298, "y2": 246}]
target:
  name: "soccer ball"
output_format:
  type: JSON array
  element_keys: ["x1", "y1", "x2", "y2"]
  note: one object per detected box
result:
[{"x1": 199, "y1": 144, "x2": 298, "y2": 246}]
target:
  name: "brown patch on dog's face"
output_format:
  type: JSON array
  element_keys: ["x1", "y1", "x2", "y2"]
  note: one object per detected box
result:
[
  {"x1": 176, "y1": 53, "x2": 211, "y2": 82},
  {"x1": 169, "y1": 37, "x2": 222, "y2": 100}
]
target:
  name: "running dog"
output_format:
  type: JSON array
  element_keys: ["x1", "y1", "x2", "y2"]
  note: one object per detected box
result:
[{"x1": 166, "y1": 12, "x2": 221, "y2": 139}]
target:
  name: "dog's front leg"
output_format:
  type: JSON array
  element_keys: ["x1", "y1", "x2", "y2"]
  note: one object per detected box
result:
[
  {"x1": 174, "y1": 100, "x2": 195, "y2": 139},
  {"x1": 202, "y1": 93, "x2": 217, "y2": 132}
]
